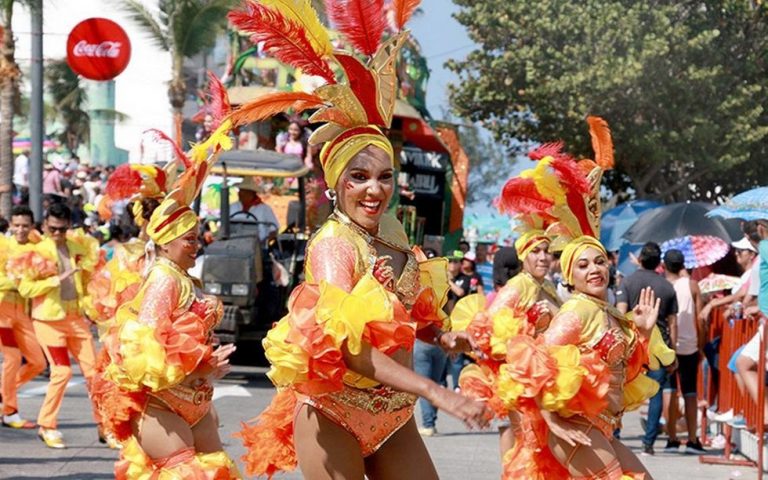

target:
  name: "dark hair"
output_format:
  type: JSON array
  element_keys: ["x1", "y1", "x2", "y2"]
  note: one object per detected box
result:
[
  {"x1": 46, "y1": 202, "x2": 72, "y2": 222},
  {"x1": 743, "y1": 220, "x2": 762, "y2": 244},
  {"x1": 0, "y1": 217, "x2": 7, "y2": 234},
  {"x1": 493, "y1": 246, "x2": 520, "y2": 286},
  {"x1": 663, "y1": 255, "x2": 685, "y2": 274},
  {"x1": 139, "y1": 197, "x2": 161, "y2": 222},
  {"x1": 638, "y1": 242, "x2": 662, "y2": 270},
  {"x1": 11, "y1": 205, "x2": 34, "y2": 223}
]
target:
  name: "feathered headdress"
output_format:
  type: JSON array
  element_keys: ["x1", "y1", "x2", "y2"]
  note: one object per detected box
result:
[
  {"x1": 497, "y1": 116, "x2": 615, "y2": 252},
  {"x1": 139, "y1": 75, "x2": 234, "y2": 245},
  {"x1": 227, "y1": 0, "x2": 422, "y2": 188}
]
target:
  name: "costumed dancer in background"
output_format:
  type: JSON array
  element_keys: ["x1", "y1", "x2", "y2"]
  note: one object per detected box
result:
[
  {"x1": 86, "y1": 73, "x2": 232, "y2": 452},
  {"x1": 12, "y1": 202, "x2": 103, "y2": 449},
  {"x1": 471, "y1": 117, "x2": 675, "y2": 479},
  {"x1": 101, "y1": 118, "x2": 240, "y2": 478},
  {"x1": 452, "y1": 225, "x2": 563, "y2": 456},
  {"x1": 228, "y1": 1, "x2": 491, "y2": 478},
  {"x1": 0, "y1": 206, "x2": 46, "y2": 430}
]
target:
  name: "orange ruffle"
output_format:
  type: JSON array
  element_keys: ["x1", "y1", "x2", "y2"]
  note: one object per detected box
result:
[
  {"x1": 458, "y1": 363, "x2": 506, "y2": 419},
  {"x1": 92, "y1": 349, "x2": 146, "y2": 442},
  {"x1": 7, "y1": 250, "x2": 57, "y2": 281},
  {"x1": 160, "y1": 310, "x2": 215, "y2": 375},
  {"x1": 561, "y1": 351, "x2": 611, "y2": 419},
  {"x1": 235, "y1": 389, "x2": 298, "y2": 478},
  {"x1": 502, "y1": 407, "x2": 573, "y2": 480}
]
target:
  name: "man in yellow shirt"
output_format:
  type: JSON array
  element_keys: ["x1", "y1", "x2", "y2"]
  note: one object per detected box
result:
[
  {"x1": 0, "y1": 206, "x2": 46, "y2": 429},
  {"x1": 17, "y1": 203, "x2": 101, "y2": 448}
]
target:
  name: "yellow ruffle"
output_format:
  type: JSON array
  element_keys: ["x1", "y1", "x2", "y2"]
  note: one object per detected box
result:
[
  {"x1": 116, "y1": 436, "x2": 240, "y2": 480},
  {"x1": 415, "y1": 256, "x2": 451, "y2": 329},
  {"x1": 490, "y1": 307, "x2": 526, "y2": 358},
  {"x1": 623, "y1": 373, "x2": 660, "y2": 412},
  {"x1": 316, "y1": 274, "x2": 392, "y2": 356},
  {"x1": 648, "y1": 326, "x2": 676, "y2": 370},
  {"x1": 264, "y1": 273, "x2": 395, "y2": 392},
  {"x1": 450, "y1": 293, "x2": 485, "y2": 332},
  {"x1": 540, "y1": 345, "x2": 586, "y2": 414},
  {"x1": 105, "y1": 321, "x2": 185, "y2": 392},
  {"x1": 67, "y1": 228, "x2": 102, "y2": 272}
]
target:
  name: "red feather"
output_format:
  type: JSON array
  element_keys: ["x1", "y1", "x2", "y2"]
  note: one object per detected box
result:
[
  {"x1": 206, "y1": 71, "x2": 231, "y2": 124},
  {"x1": 528, "y1": 141, "x2": 566, "y2": 161},
  {"x1": 105, "y1": 164, "x2": 142, "y2": 200},
  {"x1": 326, "y1": 0, "x2": 386, "y2": 57},
  {"x1": 497, "y1": 177, "x2": 554, "y2": 215},
  {"x1": 392, "y1": 0, "x2": 420, "y2": 30},
  {"x1": 144, "y1": 129, "x2": 191, "y2": 169},
  {"x1": 334, "y1": 53, "x2": 385, "y2": 125},
  {"x1": 229, "y1": 4, "x2": 336, "y2": 84},
  {"x1": 228, "y1": 92, "x2": 326, "y2": 128},
  {"x1": 550, "y1": 155, "x2": 591, "y2": 195}
]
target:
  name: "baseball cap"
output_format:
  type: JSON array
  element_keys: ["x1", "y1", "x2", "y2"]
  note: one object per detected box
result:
[
  {"x1": 732, "y1": 236, "x2": 758, "y2": 253},
  {"x1": 463, "y1": 251, "x2": 477, "y2": 262},
  {"x1": 663, "y1": 249, "x2": 685, "y2": 265},
  {"x1": 447, "y1": 250, "x2": 464, "y2": 261}
]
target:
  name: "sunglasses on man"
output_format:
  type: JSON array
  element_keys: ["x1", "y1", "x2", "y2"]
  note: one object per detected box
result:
[{"x1": 47, "y1": 225, "x2": 68, "y2": 233}]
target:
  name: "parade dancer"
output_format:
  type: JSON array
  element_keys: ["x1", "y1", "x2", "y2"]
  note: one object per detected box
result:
[
  {"x1": 228, "y1": 1, "x2": 490, "y2": 478},
  {"x1": 469, "y1": 118, "x2": 675, "y2": 479},
  {"x1": 13, "y1": 203, "x2": 103, "y2": 448},
  {"x1": 453, "y1": 228, "x2": 562, "y2": 457},
  {"x1": 101, "y1": 122, "x2": 240, "y2": 479},
  {"x1": 0, "y1": 206, "x2": 46, "y2": 429}
]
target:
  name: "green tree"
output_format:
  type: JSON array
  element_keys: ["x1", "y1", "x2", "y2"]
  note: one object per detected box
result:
[
  {"x1": 458, "y1": 122, "x2": 514, "y2": 204},
  {"x1": 118, "y1": 0, "x2": 234, "y2": 141},
  {"x1": 447, "y1": 0, "x2": 768, "y2": 202},
  {"x1": 0, "y1": 0, "x2": 34, "y2": 217},
  {"x1": 46, "y1": 59, "x2": 89, "y2": 156}
]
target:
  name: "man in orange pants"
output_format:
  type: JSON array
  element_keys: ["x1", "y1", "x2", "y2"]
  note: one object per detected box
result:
[
  {"x1": 17, "y1": 203, "x2": 102, "y2": 448},
  {"x1": 0, "y1": 206, "x2": 46, "y2": 429}
]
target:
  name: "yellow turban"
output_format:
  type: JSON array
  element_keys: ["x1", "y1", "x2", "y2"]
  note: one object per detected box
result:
[
  {"x1": 146, "y1": 197, "x2": 198, "y2": 246},
  {"x1": 514, "y1": 230, "x2": 549, "y2": 261},
  {"x1": 560, "y1": 236, "x2": 607, "y2": 286},
  {"x1": 320, "y1": 126, "x2": 394, "y2": 189}
]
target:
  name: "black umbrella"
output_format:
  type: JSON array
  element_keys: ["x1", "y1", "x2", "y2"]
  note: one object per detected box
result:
[{"x1": 621, "y1": 202, "x2": 743, "y2": 244}]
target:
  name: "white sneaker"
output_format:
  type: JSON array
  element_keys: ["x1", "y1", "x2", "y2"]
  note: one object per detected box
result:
[
  {"x1": 418, "y1": 427, "x2": 437, "y2": 437},
  {"x1": 714, "y1": 409, "x2": 734, "y2": 422}
]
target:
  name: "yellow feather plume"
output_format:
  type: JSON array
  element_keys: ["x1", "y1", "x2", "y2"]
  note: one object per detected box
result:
[
  {"x1": 261, "y1": 0, "x2": 333, "y2": 56},
  {"x1": 520, "y1": 157, "x2": 566, "y2": 205}
]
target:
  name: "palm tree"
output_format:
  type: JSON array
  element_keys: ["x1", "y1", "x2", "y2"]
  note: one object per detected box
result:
[
  {"x1": 46, "y1": 59, "x2": 89, "y2": 156},
  {"x1": 0, "y1": 0, "x2": 30, "y2": 218},
  {"x1": 118, "y1": 0, "x2": 234, "y2": 141}
]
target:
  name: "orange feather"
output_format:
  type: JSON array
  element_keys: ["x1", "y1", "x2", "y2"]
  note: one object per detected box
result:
[
  {"x1": 228, "y1": 92, "x2": 326, "y2": 128},
  {"x1": 587, "y1": 116, "x2": 614, "y2": 170},
  {"x1": 392, "y1": 0, "x2": 421, "y2": 30}
]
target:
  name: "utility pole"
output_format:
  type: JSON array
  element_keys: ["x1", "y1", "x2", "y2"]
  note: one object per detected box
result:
[{"x1": 29, "y1": 0, "x2": 43, "y2": 220}]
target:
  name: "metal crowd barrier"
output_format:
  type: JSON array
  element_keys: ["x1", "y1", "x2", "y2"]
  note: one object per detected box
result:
[{"x1": 699, "y1": 304, "x2": 766, "y2": 476}]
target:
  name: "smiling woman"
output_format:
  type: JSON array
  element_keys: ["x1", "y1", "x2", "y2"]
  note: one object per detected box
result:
[{"x1": 335, "y1": 146, "x2": 395, "y2": 234}]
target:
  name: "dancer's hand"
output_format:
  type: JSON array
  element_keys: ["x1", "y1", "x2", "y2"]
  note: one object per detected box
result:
[
  {"x1": 428, "y1": 385, "x2": 492, "y2": 430},
  {"x1": 632, "y1": 287, "x2": 660, "y2": 334},
  {"x1": 439, "y1": 331, "x2": 486, "y2": 359},
  {"x1": 210, "y1": 344, "x2": 236, "y2": 379},
  {"x1": 540, "y1": 410, "x2": 592, "y2": 447}
]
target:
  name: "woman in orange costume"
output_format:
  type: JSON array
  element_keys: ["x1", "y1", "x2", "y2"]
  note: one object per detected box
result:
[
  {"x1": 467, "y1": 118, "x2": 674, "y2": 479},
  {"x1": 453, "y1": 227, "x2": 562, "y2": 458},
  {"x1": 101, "y1": 121, "x2": 240, "y2": 479},
  {"x1": 228, "y1": 1, "x2": 490, "y2": 478}
]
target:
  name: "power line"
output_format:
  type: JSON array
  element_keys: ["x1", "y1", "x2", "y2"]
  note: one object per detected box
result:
[{"x1": 425, "y1": 44, "x2": 474, "y2": 59}]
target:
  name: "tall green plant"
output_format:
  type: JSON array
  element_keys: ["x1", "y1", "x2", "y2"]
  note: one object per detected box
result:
[
  {"x1": 46, "y1": 59, "x2": 89, "y2": 156},
  {"x1": 118, "y1": 0, "x2": 234, "y2": 141}
]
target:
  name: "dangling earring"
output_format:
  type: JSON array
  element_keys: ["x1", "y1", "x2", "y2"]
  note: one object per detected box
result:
[{"x1": 324, "y1": 188, "x2": 337, "y2": 205}]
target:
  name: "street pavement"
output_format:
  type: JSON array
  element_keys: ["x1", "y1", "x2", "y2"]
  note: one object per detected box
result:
[{"x1": 0, "y1": 363, "x2": 759, "y2": 479}]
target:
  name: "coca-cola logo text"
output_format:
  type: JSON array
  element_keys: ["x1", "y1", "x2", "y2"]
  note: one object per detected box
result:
[
  {"x1": 73, "y1": 40, "x2": 122, "y2": 58},
  {"x1": 66, "y1": 18, "x2": 131, "y2": 81}
]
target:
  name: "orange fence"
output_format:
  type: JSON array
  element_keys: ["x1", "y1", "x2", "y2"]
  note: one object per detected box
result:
[{"x1": 699, "y1": 304, "x2": 766, "y2": 475}]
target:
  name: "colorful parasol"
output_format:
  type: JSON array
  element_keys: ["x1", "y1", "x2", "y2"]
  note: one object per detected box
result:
[
  {"x1": 698, "y1": 273, "x2": 742, "y2": 295},
  {"x1": 706, "y1": 186, "x2": 768, "y2": 221},
  {"x1": 660, "y1": 235, "x2": 730, "y2": 269}
]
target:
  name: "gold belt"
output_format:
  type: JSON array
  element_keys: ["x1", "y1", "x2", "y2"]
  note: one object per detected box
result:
[
  {"x1": 332, "y1": 385, "x2": 417, "y2": 414},
  {"x1": 165, "y1": 382, "x2": 214, "y2": 406}
]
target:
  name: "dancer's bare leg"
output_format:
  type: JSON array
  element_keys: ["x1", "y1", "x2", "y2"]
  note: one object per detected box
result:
[
  {"x1": 294, "y1": 404, "x2": 365, "y2": 480},
  {"x1": 365, "y1": 417, "x2": 439, "y2": 480},
  {"x1": 499, "y1": 425, "x2": 514, "y2": 458},
  {"x1": 133, "y1": 406, "x2": 194, "y2": 459},
  {"x1": 610, "y1": 437, "x2": 653, "y2": 477},
  {"x1": 192, "y1": 409, "x2": 223, "y2": 453},
  {"x1": 547, "y1": 417, "x2": 625, "y2": 479}
]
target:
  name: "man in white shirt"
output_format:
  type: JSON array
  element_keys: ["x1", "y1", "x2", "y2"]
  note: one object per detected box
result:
[
  {"x1": 13, "y1": 151, "x2": 30, "y2": 201},
  {"x1": 229, "y1": 176, "x2": 279, "y2": 243}
]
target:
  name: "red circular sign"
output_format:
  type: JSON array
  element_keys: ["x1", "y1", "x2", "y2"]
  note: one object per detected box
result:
[{"x1": 66, "y1": 18, "x2": 131, "y2": 81}]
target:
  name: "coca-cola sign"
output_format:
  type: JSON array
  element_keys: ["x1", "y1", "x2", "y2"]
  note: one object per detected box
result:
[{"x1": 66, "y1": 18, "x2": 131, "y2": 81}]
